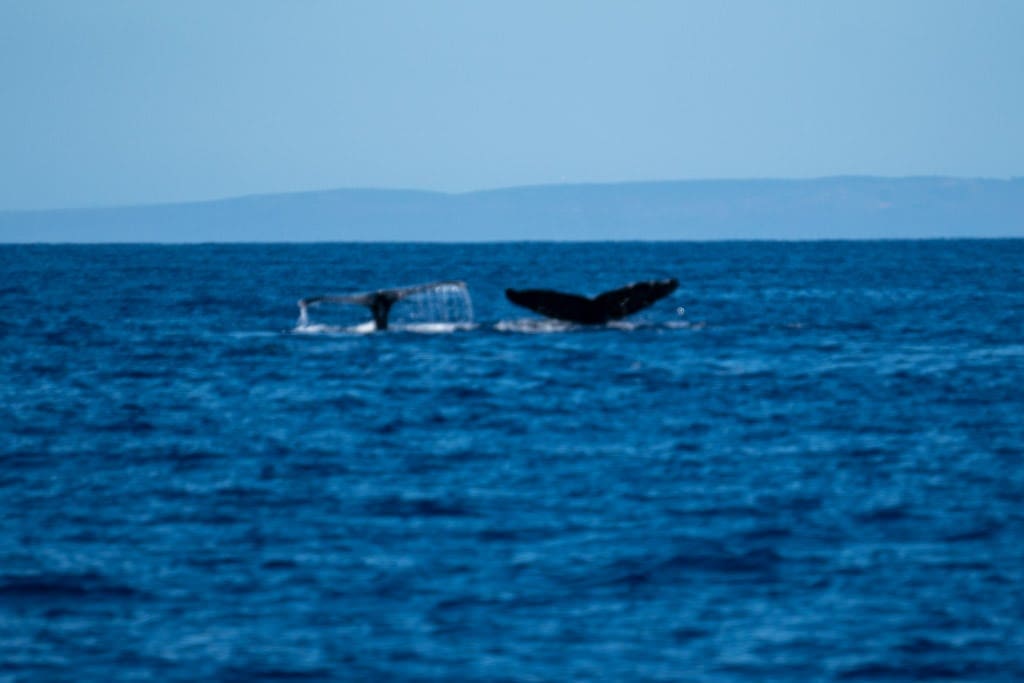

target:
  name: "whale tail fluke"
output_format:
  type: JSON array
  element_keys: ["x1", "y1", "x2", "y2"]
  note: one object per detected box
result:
[
  {"x1": 505, "y1": 278, "x2": 678, "y2": 324},
  {"x1": 594, "y1": 279, "x2": 679, "y2": 319},
  {"x1": 299, "y1": 280, "x2": 468, "y2": 330},
  {"x1": 503, "y1": 289, "x2": 599, "y2": 324}
]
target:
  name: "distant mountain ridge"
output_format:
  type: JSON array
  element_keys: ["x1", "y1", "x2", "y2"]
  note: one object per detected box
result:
[{"x1": 2, "y1": 177, "x2": 1022, "y2": 242}]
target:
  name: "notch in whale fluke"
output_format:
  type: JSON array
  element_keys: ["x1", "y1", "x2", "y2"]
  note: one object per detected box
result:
[
  {"x1": 505, "y1": 278, "x2": 678, "y2": 325},
  {"x1": 299, "y1": 280, "x2": 468, "y2": 330}
]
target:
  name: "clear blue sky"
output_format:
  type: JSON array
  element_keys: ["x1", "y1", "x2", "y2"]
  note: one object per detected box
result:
[{"x1": 2, "y1": 0, "x2": 1022, "y2": 210}]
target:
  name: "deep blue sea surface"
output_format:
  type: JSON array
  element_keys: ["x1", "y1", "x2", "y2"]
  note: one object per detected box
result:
[{"x1": 2, "y1": 241, "x2": 1023, "y2": 682}]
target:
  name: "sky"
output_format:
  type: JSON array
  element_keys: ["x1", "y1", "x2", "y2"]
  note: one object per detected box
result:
[{"x1": 1, "y1": 0, "x2": 1022, "y2": 211}]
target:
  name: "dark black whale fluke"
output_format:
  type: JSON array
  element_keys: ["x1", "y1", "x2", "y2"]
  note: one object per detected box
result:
[
  {"x1": 299, "y1": 280, "x2": 467, "y2": 330},
  {"x1": 505, "y1": 278, "x2": 679, "y2": 324}
]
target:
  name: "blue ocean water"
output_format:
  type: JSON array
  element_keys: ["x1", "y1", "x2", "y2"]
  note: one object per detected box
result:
[{"x1": 1, "y1": 241, "x2": 1023, "y2": 682}]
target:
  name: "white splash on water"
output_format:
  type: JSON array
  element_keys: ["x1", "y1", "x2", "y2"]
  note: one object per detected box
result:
[
  {"x1": 293, "y1": 322, "x2": 356, "y2": 335},
  {"x1": 494, "y1": 318, "x2": 576, "y2": 333},
  {"x1": 397, "y1": 322, "x2": 478, "y2": 334},
  {"x1": 293, "y1": 321, "x2": 477, "y2": 335}
]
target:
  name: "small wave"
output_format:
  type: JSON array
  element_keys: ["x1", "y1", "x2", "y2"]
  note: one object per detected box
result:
[
  {"x1": 217, "y1": 665, "x2": 335, "y2": 682},
  {"x1": 363, "y1": 494, "x2": 475, "y2": 518},
  {"x1": 572, "y1": 541, "x2": 782, "y2": 591},
  {"x1": 854, "y1": 503, "x2": 916, "y2": 523},
  {"x1": 835, "y1": 661, "x2": 979, "y2": 681},
  {"x1": 228, "y1": 331, "x2": 280, "y2": 339},
  {"x1": 0, "y1": 571, "x2": 139, "y2": 601}
]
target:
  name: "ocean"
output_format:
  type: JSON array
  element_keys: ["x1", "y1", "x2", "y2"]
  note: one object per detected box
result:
[{"x1": 1, "y1": 241, "x2": 1023, "y2": 681}]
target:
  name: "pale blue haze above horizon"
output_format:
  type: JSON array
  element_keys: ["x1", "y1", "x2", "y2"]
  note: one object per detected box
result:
[{"x1": 1, "y1": 0, "x2": 1023, "y2": 217}]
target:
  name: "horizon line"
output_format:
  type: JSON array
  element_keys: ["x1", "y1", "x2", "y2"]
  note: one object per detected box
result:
[{"x1": 4, "y1": 236, "x2": 1024, "y2": 247}]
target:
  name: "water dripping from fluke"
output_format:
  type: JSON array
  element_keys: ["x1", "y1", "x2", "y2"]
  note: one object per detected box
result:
[{"x1": 296, "y1": 281, "x2": 473, "y2": 334}]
